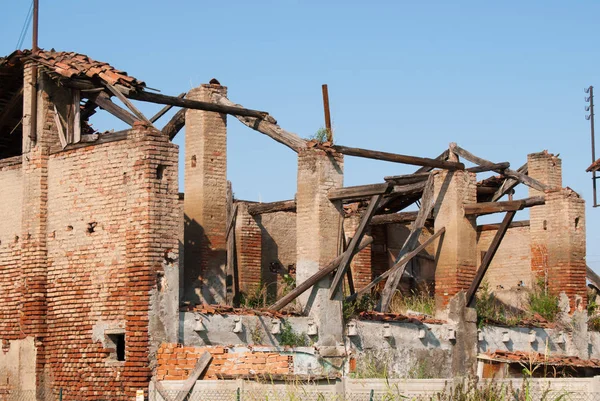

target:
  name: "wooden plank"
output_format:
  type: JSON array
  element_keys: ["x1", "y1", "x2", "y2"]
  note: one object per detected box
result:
[
  {"x1": 106, "y1": 83, "x2": 153, "y2": 125},
  {"x1": 53, "y1": 104, "x2": 67, "y2": 149},
  {"x1": 378, "y1": 174, "x2": 437, "y2": 312},
  {"x1": 150, "y1": 92, "x2": 186, "y2": 123},
  {"x1": 127, "y1": 90, "x2": 270, "y2": 120},
  {"x1": 347, "y1": 227, "x2": 445, "y2": 303},
  {"x1": 212, "y1": 93, "x2": 307, "y2": 152},
  {"x1": 466, "y1": 211, "x2": 517, "y2": 306},
  {"x1": 269, "y1": 236, "x2": 373, "y2": 311},
  {"x1": 330, "y1": 194, "x2": 382, "y2": 299},
  {"x1": 371, "y1": 211, "x2": 420, "y2": 226},
  {"x1": 172, "y1": 352, "x2": 212, "y2": 401},
  {"x1": 492, "y1": 163, "x2": 528, "y2": 202},
  {"x1": 390, "y1": 181, "x2": 427, "y2": 196},
  {"x1": 340, "y1": 230, "x2": 356, "y2": 296},
  {"x1": 89, "y1": 92, "x2": 139, "y2": 126},
  {"x1": 466, "y1": 162, "x2": 510, "y2": 173},
  {"x1": 328, "y1": 183, "x2": 392, "y2": 201},
  {"x1": 463, "y1": 196, "x2": 544, "y2": 216},
  {"x1": 152, "y1": 380, "x2": 173, "y2": 401},
  {"x1": 477, "y1": 220, "x2": 530, "y2": 232},
  {"x1": 332, "y1": 145, "x2": 465, "y2": 170},
  {"x1": 226, "y1": 181, "x2": 237, "y2": 306},
  {"x1": 247, "y1": 200, "x2": 296, "y2": 215},
  {"x1": 384, "y1": 162, "x2": 509, "y2": 185},
  {"x1": 451, "y1": 144, "x2": 548, "y2": 193},
  {"x1": 162, "y1": 108, "x2": 186, "y2": 140},
  {"x1": 72, "y1": 89, "x2": 81, "y2": 143}
]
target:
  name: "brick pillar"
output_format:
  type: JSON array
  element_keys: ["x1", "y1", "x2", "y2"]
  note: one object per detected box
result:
[
  {"x1": 235, "y1": 203, "x2": 262, "y2": 297},
  {"x1": 433, "y1": 170, "x2": 478, "y2": 311},
  {"x1": 546, "y1": 189, "x2": 587, "y2": 310},
  {"x1": 296, "y1": 148, "x2": 344, "y2": 346},
  {"x1": 528, "y1": 151, "x2": 562, "y2": 279},
  {"x1": 183, "y1": 84, "x2": 228, "y2": 304},
  {"x1": 344, "y1": 214, "x2": 373, "y2": 290}
]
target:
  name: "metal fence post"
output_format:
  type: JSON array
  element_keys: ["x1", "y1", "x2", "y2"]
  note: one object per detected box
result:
[
  {"x1": 236, "y1": 386, "x2": 240, "y2": 401},
  {"x1": 369, "y1": 389, "x2": 374, "y2": 401}
]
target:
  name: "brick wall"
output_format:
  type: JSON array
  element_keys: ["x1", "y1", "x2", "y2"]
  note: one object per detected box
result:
[
  {"x1": 184, "y1": 84, "x2": 228, "y2": 304},
  {"x1": 156, "y1": 344, "x2": 292, "y2": 380},
  {"x1": 477, "y1": 225, "x2": 531, "y2": 290},
  {"x1": 0, "y1": 156, "x2": 23, "y2": 349},
  {"x1": 344, "y1": 215, "x2": 373, "y2": 290},
  {"x1": 433, "y1": 170, "x2": 478, "y2": 309},
  {"x1": 235, "y1": 203, "x2": 262, "y2": 296},
  {"x1": 41, "y1": 124, "x2": 179, "y2": 399}
]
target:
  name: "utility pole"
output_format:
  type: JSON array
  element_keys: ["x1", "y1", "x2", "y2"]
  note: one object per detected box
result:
[
  {"x1": 586, "y1": 86, "x2": 597, "y2": 207},
  {"x1": 29, "y1": 0, "x2": 39, "y2": 143},
  {"x1": 321, "y1": 84, "x2": 333, "y2": 143}
]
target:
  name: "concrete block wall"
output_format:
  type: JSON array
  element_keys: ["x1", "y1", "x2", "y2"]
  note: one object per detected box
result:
[
  {"x1": 183, "y1": 84, "x2": 228, "y2": 305},
  {"x1": 235, "y1": 203, "x2": 262, "y2": 296}
]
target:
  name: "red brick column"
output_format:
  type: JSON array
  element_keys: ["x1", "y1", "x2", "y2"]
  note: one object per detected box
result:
[
  {"x1": 528, "y1": 151, "x2": 562, "y2": 279},
  {"x1": 183, "y1": 84, "x2": 228, "y2": 304},
  {"x1": 433, "y1": 170, "x2": 478, "y2": 310},
  {"x1": 235, "y1": 203, "x2": 262, "y2": 296}
]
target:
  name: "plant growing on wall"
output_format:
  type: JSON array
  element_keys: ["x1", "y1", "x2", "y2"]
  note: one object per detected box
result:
[
  {"x1": 278, "y1": 320, "x2": 309, "y2": 347},
  {"x1": 528, "y1": 279, "x2": 560, "y2": 323}
]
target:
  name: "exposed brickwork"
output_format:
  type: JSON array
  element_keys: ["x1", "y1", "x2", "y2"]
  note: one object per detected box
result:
[
  {"x1": 184, "y1": 84, "x2": 228, "y2": 304},
  {"x1": 236, "y1": 203, "x2": 262, "y2": 295},
  {"x1": 528, "y1": 151, "x2": 562, "y2": 279},
  {"x1": 155, "y1": 344, "x2": 292, "y2": 380},
  {"x1": 344, "y1": 215, "x2": 372, "y2": 290},
  {"x1": 546, "y1": 189, "x2": 587, "y2": 310},
  {"x1": 42, "y1": 123, "x2": 179, "y2": 399},
  {"x1": 296, "y1": 149, "x2": 344, "y2": 344},
  {"x1": 0, "y1": 156, "x2": 23, "y2": 348},
  {"x1": 477, "y1": 226, "x2": 531, "y2": 290},
  {"x1": 433, "y1": 170, "x2": 478, "y2": 309},
  {"x1": 370, "y1": 225, "x2": 389, "y2": 286}
]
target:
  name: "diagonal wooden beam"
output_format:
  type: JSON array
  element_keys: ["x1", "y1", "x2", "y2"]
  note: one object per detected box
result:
[
  {"x1": 328, "y1": 183, "x2": 392, "y2": 201},
  {"x1": 269, "y1": 236, "x2": 373, "y2": 311},
  {"x1": 463, "y1": 196, "x2": 544, "y2": 216},
  {"x1": 89, "y1": 92, "x2": 139, "y2": 126},
  {"x1": 330, "y1": 194, "x2": 383, "y2": 299},
  {"x1": 150, "y1": 92, "x2": 186, "y2": 123},
  {"x1": 0, "y1": 87, "x2": 24, "y2": 130},
  {"x1": 378, "y1": 174, "x2": 437, "y2": 312},
  {"x1": 346, "y1": 227, "x2": 445, "y2": 303},
  {"x1": 212, "y1": 93, "x2": 307, "y2": 152},
  {"x1": 162, "y1": 108, "x2": 186, "y2": 140},
  {"x1": 466, "y1": 211, "x2": 517, "y2": 306},
  {"x1": 105, "y1": 83, "x2": 153, "y2": 125},
  {"x1": 492, "y1": 163, "x2": 528, "y2": 202},
  {"x1": 451, "y1": 144, "x2": 547, "y2": 193}
]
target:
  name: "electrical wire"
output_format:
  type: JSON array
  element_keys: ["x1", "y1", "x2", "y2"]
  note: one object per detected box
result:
[{"x1": 15, "y1": 1, "x2": 34, "y2": 50}]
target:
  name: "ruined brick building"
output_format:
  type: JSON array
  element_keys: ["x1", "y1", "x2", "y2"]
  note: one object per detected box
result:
[{"x1": 0, "y1": 49, "x2": 595, "y2": 400}]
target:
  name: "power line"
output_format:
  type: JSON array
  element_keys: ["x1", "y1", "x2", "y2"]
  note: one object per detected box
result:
[{"x1": 15, "y1": 1, "x2": 34, "y2": 50}]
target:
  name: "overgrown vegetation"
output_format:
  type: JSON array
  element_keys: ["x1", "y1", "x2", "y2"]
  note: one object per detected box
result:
[
  {"x1": 475, "y1": 280, "x2": 561, "y2": 328},
  {"x1": 528, "y1": 279, "x2": 560, "y2": 322},
  {"x1": 250, "y1": 321, "x2": 264, "y2": 344},
  {"x1": 351, "y1": 352, "x2": 392, "y2": 379},
  {"x1": 309, "y1": 127, "x2": 331, "y2": 143},
  {"x1": 408, "y1": 360, "x2": 435, "y2": 379},
  {"x1": 389, "y1": 290, "x2": 435, "y2": 316},
  {"x1": 239, "y1": 274, "x2": 297, "y2": 310},
  {"x1": 588, "y1": 291, "x2": 600, "y2": 331},
  {"x1": 343, "y1": 294, "x2": 376, "y2": 320},
  {"x1": 278, "y1": 320, "x2": 309, "y2": 347}
]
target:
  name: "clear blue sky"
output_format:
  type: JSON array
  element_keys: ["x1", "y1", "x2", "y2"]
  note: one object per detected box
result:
[{"x1": 2, "y1": 1, "x2": 600, "y2": 270}]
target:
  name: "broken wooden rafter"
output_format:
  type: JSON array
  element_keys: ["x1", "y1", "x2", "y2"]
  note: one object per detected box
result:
[
  {"x1": 492, "y1": 163, "x2": 529, "y2": 202},
  {"x1": 332, "y1": 145, "x2": 465, "y2": 170},
  {"x1": 466, "y1": 211, "x2": 517, "y2": 306},
  {"x1": 587, "y1": 266, "x2": 600, "y2": 292},
  {"x1": 370, "y1": 211, "x2": 422, "y2": 226},
  {"x1": 347, "y1": 227, "x2": 445, "y2": 303},
  {"x1": 212, "y1": 93, "x2": 307, "y2": 152},
  {"x1": 247, "y1": 200, "x2": 296, "y2": 215},
  {"x1": 105, "y1": 83, "x2": 153, "y2": 125},
  {"x1": 269, "y1": 235, "x2": 373, "y2": 311},
  {"x1": 162, "y1": 108, "x2": 186, "y2": 140},
  {"x1": 378, "y1": 174, "x2": 437, "y2": 312},
  {"x1": 330, "y1": 194, "x2": 383, "y2": 299},
  {"x1": 451, "y1": 144, "x2": 547, "y2": 193},
  {"x1": 463, "y1": 196, "x2": 544, "y2": 216},
  {"x1": 328, "y1": 183, "x2": 392, "y2": 201},
  {"x1": 127, "y1": 90, "x2": 271, "y2": 120},
  {"x1": 89, "y1": 92, "x2": 139, "y2": 126},
  {"x1": 150, "y1": 92, "x2": 186, "y2": 123}
]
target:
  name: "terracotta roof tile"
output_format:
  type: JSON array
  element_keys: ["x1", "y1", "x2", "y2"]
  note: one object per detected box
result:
[
  {"x1": 587, "y1": 158, "x2": 600, "y2": 173},
  {"x1": 358, "y1": 310, "x2": 446, "y2": 325},
  {"x1": 481, "y1": 350, "x2": 600, "y2": 368}
]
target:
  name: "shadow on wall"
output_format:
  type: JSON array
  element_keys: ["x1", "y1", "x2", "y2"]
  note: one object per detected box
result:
[{"x1": 183, "y1": 214, "x2": 226, "y2": 305}]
